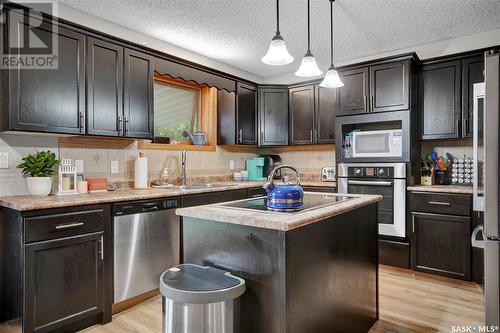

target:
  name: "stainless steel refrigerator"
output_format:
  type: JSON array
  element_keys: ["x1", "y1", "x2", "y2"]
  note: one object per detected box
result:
[{"x1": 472, "y1": 50, "x2": 500, "y2": 328}]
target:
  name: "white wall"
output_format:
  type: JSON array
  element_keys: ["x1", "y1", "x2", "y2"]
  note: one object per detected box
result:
[{"x1": 0, "y1": 134, "x2": 59, "y2": 196}]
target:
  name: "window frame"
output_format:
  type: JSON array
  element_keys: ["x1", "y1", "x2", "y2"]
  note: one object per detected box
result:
[{"x1": 139, "y1": 74, "x2": 217, "y2": 151}]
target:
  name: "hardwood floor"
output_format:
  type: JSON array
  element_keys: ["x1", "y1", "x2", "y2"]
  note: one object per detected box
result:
[{"x1": 81, "y1": 265, "x2": 484, "y2": 333}]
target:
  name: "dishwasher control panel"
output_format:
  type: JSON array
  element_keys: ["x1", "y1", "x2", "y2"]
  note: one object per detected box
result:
[{"x1": 114, "y1": 198, "x2": 180, "y2": 215}]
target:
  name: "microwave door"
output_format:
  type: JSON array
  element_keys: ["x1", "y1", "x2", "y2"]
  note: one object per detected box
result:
[{"x1": 472, "y1": 82, "x2": 485, "y2": 212}]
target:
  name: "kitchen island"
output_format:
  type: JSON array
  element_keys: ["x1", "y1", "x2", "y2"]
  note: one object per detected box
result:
[{"x1": 176, "y1": 192, "x2": 382, "y2": 333}]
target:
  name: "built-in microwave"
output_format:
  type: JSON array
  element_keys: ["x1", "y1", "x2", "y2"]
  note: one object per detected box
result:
[{"x1": 352, "y1": 129, "x2": 403, "y2": 158}]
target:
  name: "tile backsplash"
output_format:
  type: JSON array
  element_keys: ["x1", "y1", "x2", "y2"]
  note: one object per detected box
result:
[
  {"x1": 420, "y1": 138, "x2": 473, "y2": 160},
  {"x1": 0, "y1": 133, "x2": 336, "y2": 196}
]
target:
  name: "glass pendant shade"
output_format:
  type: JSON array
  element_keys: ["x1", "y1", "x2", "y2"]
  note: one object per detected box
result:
[
  {"x1": 261, "y1": 34, "x2": 294, "y2": 66},
  {"x1": 320, "y1": 65, "x2": 344, "y2": 88},
  {"x1": 295, "y1": 51, "x2": 323, "y2": 77}
]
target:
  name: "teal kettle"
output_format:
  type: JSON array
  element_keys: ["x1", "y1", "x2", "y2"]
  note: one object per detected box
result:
[{"x1": 263, "y1": 165, "x2": 304, "y2": 212}]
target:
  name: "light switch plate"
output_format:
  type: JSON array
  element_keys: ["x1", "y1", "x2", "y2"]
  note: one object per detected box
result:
[
  {"x1": 75, "y1": 159, "x2": 84, "y2": 174},
  {"x1": 229, "y1": 160, "x2": 235, "y2": 170},
  {"x1": 111, "y1": 160, "x2": 119, "y2": 174},
  {"x1": 0, "y1": 152, "x2": 8, "y2": 169}
]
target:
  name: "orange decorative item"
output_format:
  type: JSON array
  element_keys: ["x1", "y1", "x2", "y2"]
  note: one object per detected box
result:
[{"x1": 87, "y1": 178, "x2": 108, "y2": 193}]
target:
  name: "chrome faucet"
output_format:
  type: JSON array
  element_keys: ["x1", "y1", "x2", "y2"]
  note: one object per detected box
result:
[{"x1": 178, "y1": 150, "x2": 187, "y2": 186}]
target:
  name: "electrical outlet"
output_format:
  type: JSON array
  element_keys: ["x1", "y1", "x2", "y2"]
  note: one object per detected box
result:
[
  {"x1": 111, "y1": 160, "x2": 119, "y2": 174},
  {"x1": 0, "y1": 152, "x2": 8, "y2": 169},
  {"x1": 229, "y1": 160, "x2": 235, "y2": 170},
  {"x1": 75, "y1": 160, "x2": 84, "y2": 174}
]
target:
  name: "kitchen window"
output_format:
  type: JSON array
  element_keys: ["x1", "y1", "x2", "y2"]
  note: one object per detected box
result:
[{"x1": 139, "y1": 74, "x2": 217, "y2": 151}]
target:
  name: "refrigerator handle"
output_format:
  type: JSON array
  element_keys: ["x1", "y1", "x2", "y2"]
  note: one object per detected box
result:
[
  {"x1": 472, "y1": 82, "x2": 485, "y2": 211},
  {"x1": 471, "y1": 225, "x2": 485, "y2": 249}
]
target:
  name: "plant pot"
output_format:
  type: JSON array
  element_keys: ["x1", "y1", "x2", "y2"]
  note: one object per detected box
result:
[{"x1": 26, "y1": 177, "x2": 53, "y2": 197}]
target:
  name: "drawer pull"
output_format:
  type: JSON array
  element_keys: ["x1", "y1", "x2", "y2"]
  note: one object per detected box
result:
[
  {"x1": 55, "y1": 222, "x2": 84, "y2": 230},
  {"x1": 428, "y1": 201, "x2": 451, "y2": 206}
]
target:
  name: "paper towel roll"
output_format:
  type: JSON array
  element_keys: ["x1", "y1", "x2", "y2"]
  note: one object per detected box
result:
[{"x1": 134, "y1": 155, "x2": 148, "y2": 189}]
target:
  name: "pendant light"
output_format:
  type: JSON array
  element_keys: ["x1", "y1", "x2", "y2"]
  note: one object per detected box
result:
[
  {"x1": 295, "y1": 0, "x2": 323, "y2": 77},
  {"x1": 320, "y1": 0, "x2": 344, "y2": 87},
  {"x1": 261, "y1": 0, "x2": 294, "y2": 66}
]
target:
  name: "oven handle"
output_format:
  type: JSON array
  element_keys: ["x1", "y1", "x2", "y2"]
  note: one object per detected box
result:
[{"x1": 347, "y1": 180, "x2": 393, "y2": 186}]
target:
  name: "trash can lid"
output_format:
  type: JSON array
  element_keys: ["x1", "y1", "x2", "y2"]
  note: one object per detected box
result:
[{"x1": 160, "y1": 264, "x2": 245, "y2": 304}]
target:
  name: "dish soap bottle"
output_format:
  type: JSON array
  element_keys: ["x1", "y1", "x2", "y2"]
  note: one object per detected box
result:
[{"x1": 161, "y1": 168, "x2": 170, "y2": 185}]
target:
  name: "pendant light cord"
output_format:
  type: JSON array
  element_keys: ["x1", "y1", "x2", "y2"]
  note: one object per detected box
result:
[
  {"x1": 276, "y1": 0, "x2": 280, "y2": 35},
  {"x1": 330, "y1": 0, "x2": 334, "y2": 65},
  {"x1": 307, "y1": 0, "x2": 311, "y2": 52}
]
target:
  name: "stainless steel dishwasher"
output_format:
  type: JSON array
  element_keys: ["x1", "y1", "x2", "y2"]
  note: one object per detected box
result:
[{"x1": 113, "y1": 198, "x2": 180, "y2": 303}]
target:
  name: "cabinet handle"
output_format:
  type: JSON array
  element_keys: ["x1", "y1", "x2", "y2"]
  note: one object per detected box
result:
[
  {"x1": 124, "y1": 117, "x2": 129, "y2": 135},
  {"x1": 260, "y1": 131, "x2": 264, "y2": 144},
  {"x1": 79, "y1": 112, "x2": 84, "y2": 131},
  {"x1": 428, "y1": 201, "x2": 450, "y2": 206},
  {"x1": 310, "y1": 130, "x2": 313, "y2": 143},
  {"x1": 363, "y1": 96, "x2": 367, "y2": 111},
  {"x1": 55, "y1": 221, "x2": 84, "y2": 230},
  {"x1": 412, "y1": 215, "x2": 415, "y2": 233},
  {"x1": 238, "y1": 129, "x2": 243, "y2": 143},
  {"x1": 118, "y1": 115, "x2": 123, "y2": 135},
  {"x1": 98, "y1": 236, "x2": 104, "y2": 260},
  {"x1": 314, "y1": 129, "x2": 318, "y2": 143},
  {"x1": 370, "y1": 95, "x2": 374, "y2": 111}
]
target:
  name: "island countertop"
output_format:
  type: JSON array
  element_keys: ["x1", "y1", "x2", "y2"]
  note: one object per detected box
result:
[{"x1": 176, "y1": 193, "x2": 382, "y2": 231}]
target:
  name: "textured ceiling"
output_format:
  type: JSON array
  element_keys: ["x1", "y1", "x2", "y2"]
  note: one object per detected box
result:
[{"x1": 60, "y1": 0, "x2": 500, "y2": 78}]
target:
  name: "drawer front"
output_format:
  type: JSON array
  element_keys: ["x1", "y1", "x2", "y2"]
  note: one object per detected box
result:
[
  {"x1": 25, "y1": 207, "x2": 106, "y2": 243},
  {"x1": 411, "y1": 192, "x2": 471, "y2": 216}
]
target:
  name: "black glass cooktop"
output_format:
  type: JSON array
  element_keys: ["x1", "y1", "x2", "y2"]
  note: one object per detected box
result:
[{"x1": 220, "y1": 193, "x2": 354, "y2": 213}]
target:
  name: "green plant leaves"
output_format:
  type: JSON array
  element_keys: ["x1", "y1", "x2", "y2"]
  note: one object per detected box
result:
[{"x1": 16, "y1": 150, "x2": 60, "y2": 177}]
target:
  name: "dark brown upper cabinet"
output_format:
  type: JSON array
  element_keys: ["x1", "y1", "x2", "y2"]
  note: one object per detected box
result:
[
  {"x1": 236, "y1": 82, "x2": 258, "y2": 145},
  {"x1": 87, "y1": 40, "x2": 153, "y2": 139},
  {"x1": 462, "y1": 56, "x2": 484, "y2": 138},
  {"x1": 289, "y1": 85, "x2": 315, "y2": 145},
  {"x1": 6, "y1": 13, "x2": 85, "y2": 134},
  {"x1": 216, "y1": 89, "x2": 237, "y2": 145},
  {"x1": 337, "y1": 67, "x2": 369, "y2": 116},
  {"x1": 419, "y1": 60, "x2": 461, "y2": 140},
  {"x1": 87, "y1": 37, "x2": 123, "y2": 137},
  {"x1": 259, "y1": 87, "x2": 288, "y2": 146},
  {"x1": 289, "y1": 84, "x2": 337, "y2": 145},
  {"x1": 123, "y1": 49, "x2": 154, "y2": 139},
  {"x1": 369, "y1": 60, "x2": 410, "y2": 112},
  {"x1": 315, "y1": 85, "x2": 337, "y2": 144}
]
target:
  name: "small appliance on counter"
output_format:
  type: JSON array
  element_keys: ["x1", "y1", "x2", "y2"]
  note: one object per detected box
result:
[
  {"x1": 321, "y1": 166, "x2": 336, "y2": 182},
  {"x1": 261, "y1": 154, "x2": 282, "y2": 179},
  {"x1": 246, "y1": 157, "x2": 267, "y2": 181},
  {"x1": 263, "y1": 165, "x2": 304, "y2": 212},
  {"x1": 54, "y1": 159, "x2": 78, "y2": 195}
]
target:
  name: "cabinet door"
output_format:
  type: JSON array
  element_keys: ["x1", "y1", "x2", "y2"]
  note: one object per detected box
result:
[
  {"x1": 337, "y1": 67, "x2": 369, "y2": 116},
  {"x1": 289, "y1": 86, "x2": 314, "y2": 145},
  {"x1": 216, "y1": 90, "x2": 236, "y2": 145},
  {"x1": 411, "y1": 212, "x2": 470, "y2": 280},
  {"x1": 123, "y1": 49, "x2": 154, "y2": 138},
  {"x1": 24, "y1": 232, "x2": 104, "y2": 332},
  {"x1": 315, "y1": 85, "x2": 336, "y2": 144},
  {"x1": 419, "y1": 60, "x2": 461, "y2": 140},
  {"x1": 258, "y1": 88, "x2": 288, "y2": 146},
  {"x1": 462, "y1": 56, "x2": 484, "y2": 138},
  {"x1": 87, "y1": 38, "x2": 123, "y2": 136},
  {"x1": 369, "y1": 60, "x2": 410, "y2": 112},
  {"x1": 236, "y1": 82, "x2": 258, "y2": 145},
  {"x1": 8, "y1": 17, "x2": 85, "y2": 134}
]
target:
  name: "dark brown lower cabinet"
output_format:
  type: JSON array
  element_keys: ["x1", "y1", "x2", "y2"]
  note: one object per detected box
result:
[
  {"x1": 24, "y1": 232, "x2": 104, "y2": 333},
  {"x1": 411, "y1": 212, "x2": 471, "y2": 280}
]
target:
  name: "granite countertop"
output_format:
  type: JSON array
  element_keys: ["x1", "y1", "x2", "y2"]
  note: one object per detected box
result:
[
  {"x1": 176, "y1": 193, "x2": 382, "y2": 231},
  {"x1": 0, "y1": 180, "x2": 336, "y2": 211},
  {"x1": 407, "y1": 185, "x2": 473, "y2": 194}
]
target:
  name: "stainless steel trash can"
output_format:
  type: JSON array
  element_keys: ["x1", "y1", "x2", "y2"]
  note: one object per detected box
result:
[{"x1": 160, "y1": 264, "x2": 245, "y2": 333}]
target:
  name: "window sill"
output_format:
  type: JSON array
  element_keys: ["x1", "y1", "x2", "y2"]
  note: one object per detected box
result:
[{"x1": 138, "y1": 140, "x2": 216, "y2": 151}]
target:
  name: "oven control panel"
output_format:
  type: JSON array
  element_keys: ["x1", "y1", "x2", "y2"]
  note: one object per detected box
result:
[{"x1": 348, "y1": 167, "x2": 392, "y2": 178}]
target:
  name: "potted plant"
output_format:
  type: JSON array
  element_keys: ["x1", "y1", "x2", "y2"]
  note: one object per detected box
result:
[{"x1": 17, "y1": 150, "x2": 59, "y2": 197}]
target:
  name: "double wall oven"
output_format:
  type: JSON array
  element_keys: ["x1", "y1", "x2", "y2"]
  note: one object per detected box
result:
[{"x1": 338, "y1": 163, "x2": 406, "y2": 238}]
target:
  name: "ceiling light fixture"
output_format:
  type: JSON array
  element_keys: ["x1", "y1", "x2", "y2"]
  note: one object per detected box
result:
[
  {"x1": 261, "y1": 0, "x2": 294, "y2": 66},
  {"x1": 320, "y1": 0, "x2": 344, "y2": 88},
  {"x1": 295, "y1": 0, "x2": 323, "y2": 77}
]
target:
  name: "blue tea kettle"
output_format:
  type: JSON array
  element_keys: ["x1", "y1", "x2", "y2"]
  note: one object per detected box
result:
[{"x1": 263, "y1": 165, "x2": 304, "y2": 212}]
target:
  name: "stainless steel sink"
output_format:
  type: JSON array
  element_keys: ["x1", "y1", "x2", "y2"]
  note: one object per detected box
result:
[{"x1": 177, "y1": 183, "x2": 238, "y2": 190}]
